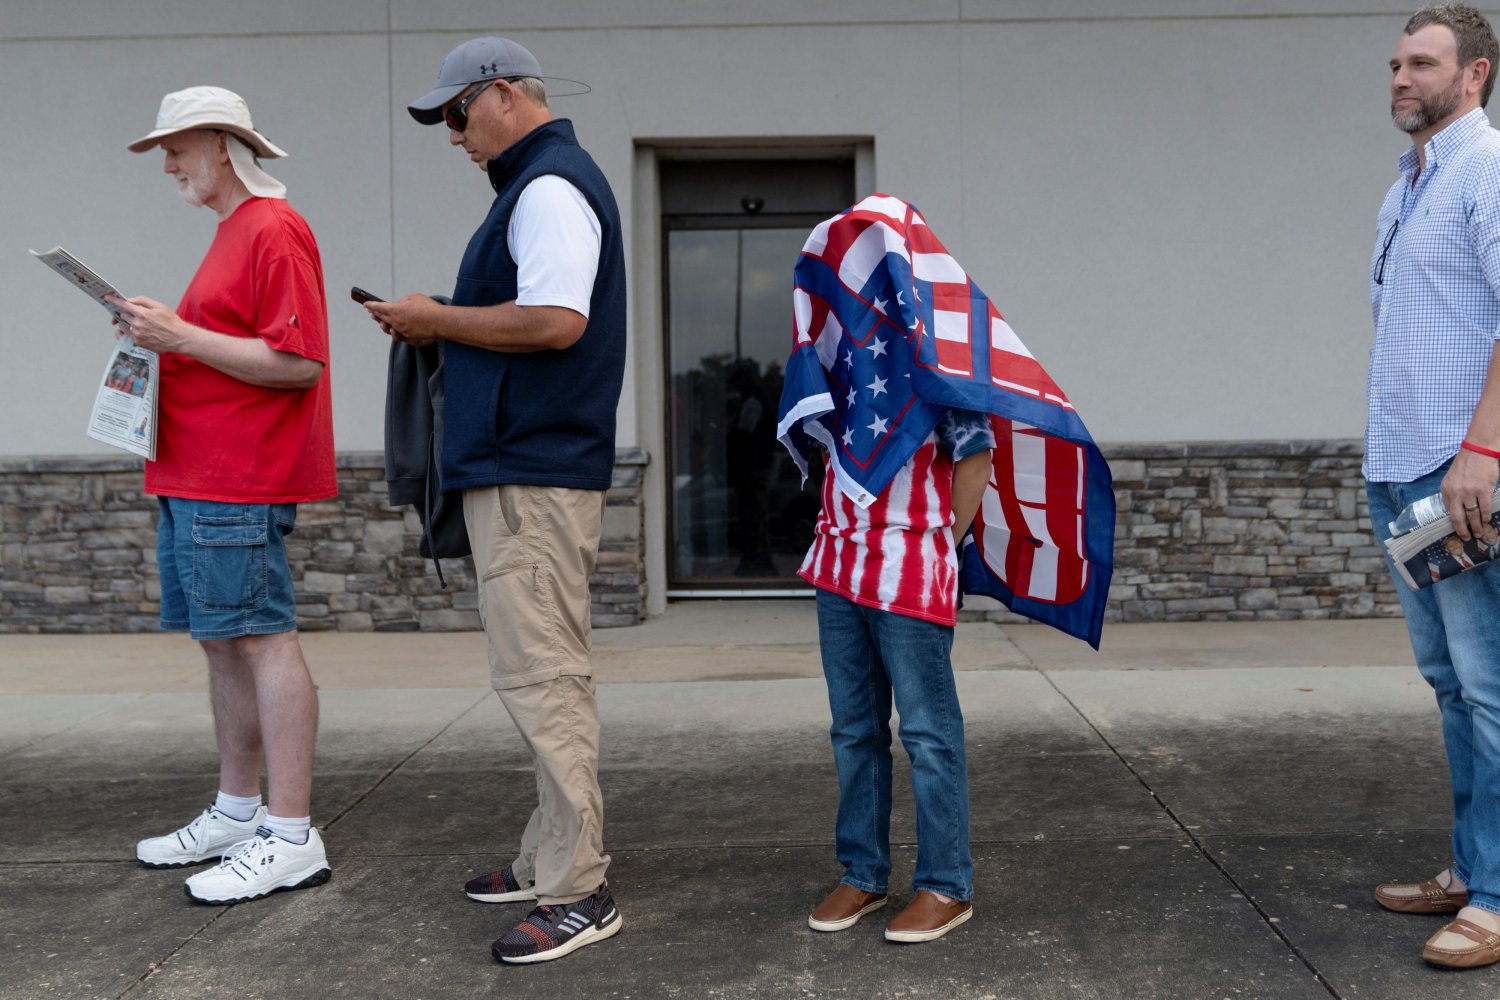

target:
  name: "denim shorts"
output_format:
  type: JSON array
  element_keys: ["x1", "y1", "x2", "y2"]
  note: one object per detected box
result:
[{"x1": 156, "y1": 498, "x2": 299, "y2": 640}]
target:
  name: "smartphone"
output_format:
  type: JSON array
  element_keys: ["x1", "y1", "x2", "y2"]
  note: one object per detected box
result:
[{"x1": 350, "y1": 286, "x2": 384, "y2": 305}]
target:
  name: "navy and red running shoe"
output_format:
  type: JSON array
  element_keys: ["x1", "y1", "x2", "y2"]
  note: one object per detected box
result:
[
  {"x1": 491, "y1": 882, "x2": 622, "y2": 964},
  {"x1": 464, "y1": 864, "x2": 537, "y2": 904}
]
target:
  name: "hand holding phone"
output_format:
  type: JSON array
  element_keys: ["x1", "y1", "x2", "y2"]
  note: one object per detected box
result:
[{"x1": 350, "y1": 286, "x2": 384, "y2": 305}]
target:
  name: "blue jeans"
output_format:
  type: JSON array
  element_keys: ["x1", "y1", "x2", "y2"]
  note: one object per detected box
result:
[
  {"x1": 157, "y1": 498, "x2": 299, "y2": 641},
  {"x1": 814, "y1": 590, "x2": 973, "y2": 900},
  {"x1": 1368, "y1": 464, "x2": 1500, "y2": 916}
]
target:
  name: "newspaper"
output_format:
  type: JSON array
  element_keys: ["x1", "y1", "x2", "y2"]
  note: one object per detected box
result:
[
  {"x1": 88, "y1": 336, "x2": 159, "y2": 460},
  {"x1": 1383, "y1": 487, "x2": 1500, "y2": 590},
  {"x1": 31, "y1": 247, "x2": 158, "y2": 460}
]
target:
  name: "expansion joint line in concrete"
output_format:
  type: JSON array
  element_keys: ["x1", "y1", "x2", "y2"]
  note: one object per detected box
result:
[
  {"x1": 116, "y1": 907, "x2": 230, "y2": 999},
  {"x1": 111, "y1": 691, "x2": 489, "y2": 998},
  {"x1": 1035, "y1": 668, "x2": 1345, "y2": 1000},
  {"x1": 321, "y1": 690, "x2": 493, "y2": 833}
]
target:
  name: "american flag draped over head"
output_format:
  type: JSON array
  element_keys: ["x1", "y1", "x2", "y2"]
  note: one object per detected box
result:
[{"x1": 776, "y1": 194, "x2": 1116, "y2": 648}]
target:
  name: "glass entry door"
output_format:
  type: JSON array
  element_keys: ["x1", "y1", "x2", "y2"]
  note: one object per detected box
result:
[{"x1": 662, "y1": 158, "x2": 853, "y2": 590}]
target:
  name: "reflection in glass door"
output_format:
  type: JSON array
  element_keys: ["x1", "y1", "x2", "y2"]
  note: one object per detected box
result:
[
  {"x1": 668, "y1": 228, "x2": 822, "y2": 586},
  {"x1": 662, "y1": 157, "x2": 854, "y2": 591}
]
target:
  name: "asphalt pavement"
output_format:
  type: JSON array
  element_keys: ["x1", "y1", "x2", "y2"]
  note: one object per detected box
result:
[{"x1": 0, "y1": 604, "x2": 1490, "y2": 999}]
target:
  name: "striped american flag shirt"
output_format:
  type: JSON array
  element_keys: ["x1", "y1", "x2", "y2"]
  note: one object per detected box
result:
[{"x1": 800, "y1": 410, "x2": 993, "y2": 625}]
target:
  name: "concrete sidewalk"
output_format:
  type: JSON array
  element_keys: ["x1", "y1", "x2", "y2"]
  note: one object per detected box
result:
[{"x1": 0, "y1": 605, "x2": 1488, "y2": 999}]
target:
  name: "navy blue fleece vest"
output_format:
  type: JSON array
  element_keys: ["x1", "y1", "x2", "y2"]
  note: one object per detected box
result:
[{"x1": 442, "y1": 119, "x2": 626, "y2": 492}]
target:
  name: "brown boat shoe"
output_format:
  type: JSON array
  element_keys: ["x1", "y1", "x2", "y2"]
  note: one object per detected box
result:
[
  {"x1": 884, "y1": 890, "x2": 973, "y2": 943},
  {"x1": 808, "y1": 883, "x2": 888, "y2": 932},
  {"x1": 1374, "y1": 873, "x2": 1468, "y2": 914},
  {"x1": 1423, "y1": 915, "x2": 1500, "y2": 969}
]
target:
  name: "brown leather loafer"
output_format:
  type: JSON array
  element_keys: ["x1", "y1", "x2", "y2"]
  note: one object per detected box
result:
[
  {"x1": 884, "y1": 890, "x2": 973, "y2": 943},
  {"x1": 809, "y1": 883, "x2": 888, "y2": 932},
  {"x1": 1423, "y1": 917, "x2": 1500, "y2": 968},
  {"x1": 1375, "y1": 875, "x2": 1467, "y2": 914}
]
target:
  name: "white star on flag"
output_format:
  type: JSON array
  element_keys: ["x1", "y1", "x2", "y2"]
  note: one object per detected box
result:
[
  {"x1": 867, "y1": 375, "x2": 888, "y2": 397},
  {"x1": 842, "y1": 427, "x2": 854, "y2": 446},
  {"x1": 867, "y1": 415, "x2": 889, "y2": 436},
  {"x1": 842, "y1": 349, "x2": 853, "y2": 369},
  {"x1": 873, "y1": 296, "x2": 887, "y2": 315},
  {"x1": 896, "y1": 291, "x2": 906, "y2": 306},
  {"x1": 846, "y1": 386, "x2": 858, "y2": 408},
  {"x1": 867, "y1": 337, "x2": 888, "y2": 358}
]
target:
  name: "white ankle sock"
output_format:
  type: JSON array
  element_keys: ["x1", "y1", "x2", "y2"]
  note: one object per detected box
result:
[
  {"x1": 214, "y1": 791, "x2": 262, "y2": 823},
  {"x1": 264, "y1": 814, "x2": 311, "y2": 845}
]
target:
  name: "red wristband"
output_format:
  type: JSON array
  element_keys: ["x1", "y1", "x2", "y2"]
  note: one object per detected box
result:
[{"x1": 1462, "y1": 440, "x2": 1500, "y2": 459}]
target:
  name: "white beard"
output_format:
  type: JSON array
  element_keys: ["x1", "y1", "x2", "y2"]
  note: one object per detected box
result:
[{"x1": 175, "y1": 157, "x2": 218, "y2": 207}]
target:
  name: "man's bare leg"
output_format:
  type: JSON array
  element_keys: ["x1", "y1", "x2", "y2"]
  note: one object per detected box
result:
[
  {"x1": 201, "y1": 638, "x2": 264, "y2": 799},
  {"x1": 231, "y1": 631, "x2": 318, "y2": 819},
  {"x1": 181, "y1": 630, "x2": 329, "y2": 902}
]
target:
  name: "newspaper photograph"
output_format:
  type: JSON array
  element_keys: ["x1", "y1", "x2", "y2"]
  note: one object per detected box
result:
[
  {"x1": 88, "y1": 335, "x2": 158, "y2": 460},
  {"x1": 1383, "y1": 487, "x2": 1500, "y2": 590},
  {"x1": 31, "y1": 245, "x2": 159, "y2": 459}
]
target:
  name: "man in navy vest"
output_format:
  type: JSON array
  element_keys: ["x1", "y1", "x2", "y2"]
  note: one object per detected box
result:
[{"x1": 367, "y1": 36, "x2": 626, "y2": 965}]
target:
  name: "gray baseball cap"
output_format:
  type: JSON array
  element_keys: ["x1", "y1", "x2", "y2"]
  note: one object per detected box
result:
[
  {"x1": 408, "y1": 36, "x2": 590, "y2": 124},
  {"x1": 408, "y1": 37, "x2": 542, "y2": 125}
]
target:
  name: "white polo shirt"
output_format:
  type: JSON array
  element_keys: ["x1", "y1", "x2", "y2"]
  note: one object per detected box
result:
[{"x1": 509, "y1": 174, "x2": 602, "y2": 318}]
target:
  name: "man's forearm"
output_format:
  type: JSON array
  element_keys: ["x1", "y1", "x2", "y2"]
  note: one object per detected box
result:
[
  {"x1": 1464, "y1": 340, "x2": 1500, "y2": 450},
  {"x1": 364, "y1": 294, "x2": 586, "y2": 352},
  {"x1": 951, "y1": 450, "x2": 993, "y2": 541},
  {"x1": 178, "y1": 324, "x2": 323, "y2": 389},
  {"x1": 1440, "y1": 340, "x2": 1500, "y2": 538}
]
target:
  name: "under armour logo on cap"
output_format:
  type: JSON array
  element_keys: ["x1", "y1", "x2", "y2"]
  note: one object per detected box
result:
[{"x1": 407, "y1": 36, "x2": 548, "y2": 125}]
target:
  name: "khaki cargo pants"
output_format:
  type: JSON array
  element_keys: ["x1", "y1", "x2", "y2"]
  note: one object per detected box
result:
[{"x1": 464, "y1": 484, "x2": 610, "y2": 904}]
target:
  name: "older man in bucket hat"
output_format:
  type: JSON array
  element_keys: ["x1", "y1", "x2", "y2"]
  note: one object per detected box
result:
[
  {"x1": 111, "y1": 86, "x2": 337, "y2": 905},
  {"x1": 366, "y1": 37, "x2": 625, "y2": 964}
]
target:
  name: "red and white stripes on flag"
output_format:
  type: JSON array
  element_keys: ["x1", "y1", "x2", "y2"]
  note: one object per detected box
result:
[{"x1": 973, "y1": 421, "x2": 1090, "y2": 605}]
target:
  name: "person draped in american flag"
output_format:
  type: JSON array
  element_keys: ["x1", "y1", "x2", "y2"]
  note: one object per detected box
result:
[
  {"x1": 785, "y1": 196, "x2": 993, "y2": 944},
  {"x1": 781, "y1": 193, "x2": 1114, "y2": 944}
]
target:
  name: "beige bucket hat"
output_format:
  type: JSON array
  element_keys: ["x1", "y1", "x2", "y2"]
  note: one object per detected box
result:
[{"x1": 128, "y1": 86, "x2": 288, "y2": 198}]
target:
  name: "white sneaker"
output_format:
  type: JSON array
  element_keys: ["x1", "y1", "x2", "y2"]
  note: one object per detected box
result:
[
  {"x1": 183, "y1": 826, "x2": 332, "y2": 904},
  {"x1": 136, "y1": 805, "x2": 267, "y2": 869}
]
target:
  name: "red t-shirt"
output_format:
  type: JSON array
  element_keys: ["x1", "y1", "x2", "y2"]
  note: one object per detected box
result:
[{"x1": 145, "y1": 198, "x2": 336, "y2": 503}]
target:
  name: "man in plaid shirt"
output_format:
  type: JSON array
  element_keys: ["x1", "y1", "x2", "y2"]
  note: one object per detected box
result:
[{"x1": 1365, "y1": 3, "x2": 1500, "y2": 970}]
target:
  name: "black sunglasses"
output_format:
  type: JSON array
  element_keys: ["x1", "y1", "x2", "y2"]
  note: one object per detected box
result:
[
  {"x1": 445, "y1": 79, "x2": 497, "y2": 132},
  {"x1": 1374, "y1": 218, "x2": 1401, "y2": 286}
]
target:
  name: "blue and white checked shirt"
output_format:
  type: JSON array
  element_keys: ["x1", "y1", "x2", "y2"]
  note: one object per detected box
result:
[{"x1": 1368, "y1": 108, "x2": 1500, "y2": 482}]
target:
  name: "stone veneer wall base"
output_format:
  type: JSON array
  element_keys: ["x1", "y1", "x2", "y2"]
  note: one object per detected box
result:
[
  {"x1": 1, "y1": 441, "x2": 1400, "y2": 632},
  {"x1": 0, "y1": 450, "x2": 647, "y2": 633},
  {"x1": 958, "y1": 439, "x2": 1401, "y2": 626}
]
